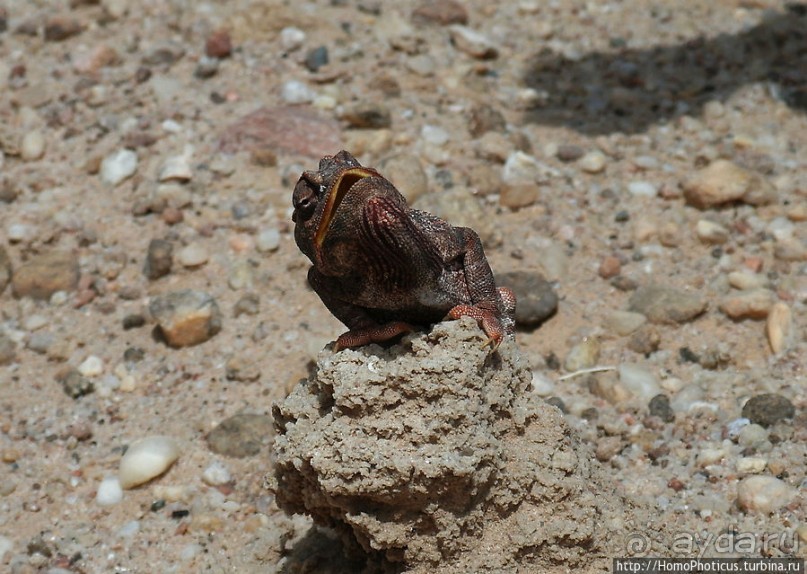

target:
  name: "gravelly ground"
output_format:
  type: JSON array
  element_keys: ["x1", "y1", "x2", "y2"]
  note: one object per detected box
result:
[{"x1": 0, "y1": 0, "x2": 805, "y2": 572}]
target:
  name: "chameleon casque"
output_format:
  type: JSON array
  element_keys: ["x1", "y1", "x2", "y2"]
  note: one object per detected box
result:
[{"x1": 292, "y1": 150, "x2": 515, "y2": 351}]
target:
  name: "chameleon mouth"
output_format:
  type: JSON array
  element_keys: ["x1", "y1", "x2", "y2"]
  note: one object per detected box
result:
[{"x1": 314, "y1": 167, "x2": 374, "y2": 248}]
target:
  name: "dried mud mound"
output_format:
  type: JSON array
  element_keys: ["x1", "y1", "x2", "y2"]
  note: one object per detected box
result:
[{"x1": 271, "y1": 318, "x2": 635, "y2": 573}]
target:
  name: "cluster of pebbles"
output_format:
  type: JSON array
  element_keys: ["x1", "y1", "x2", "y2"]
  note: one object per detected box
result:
[{"x1": 0, "y1": 0, "x2": 805, "y2": 571}]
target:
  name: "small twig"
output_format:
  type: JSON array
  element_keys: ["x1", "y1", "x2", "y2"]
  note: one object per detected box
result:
[{"x1": 556, "y1": 366, "x2": 617, "y2": 381}]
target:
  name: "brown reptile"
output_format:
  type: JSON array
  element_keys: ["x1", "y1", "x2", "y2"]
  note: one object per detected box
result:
[{"x1": 292, "y1": 150, "x2": 515, "y2": 351}]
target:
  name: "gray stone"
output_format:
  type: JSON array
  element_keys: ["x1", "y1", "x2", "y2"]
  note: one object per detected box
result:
[
  {"x1": 207, "y1": 414, "x2": 273, "y2": 457},
  {"x1": 628, "y1": 284, "x2": 707, "y2": 325},
  {"x1": 496, "y1": 271, "x2": 558, "y2": 328},
  {"x1": 742, "y1": 394, "x2": 795, "y2": 428},
  {"x1": 143, "y1": 239, "x2": 173, "y2": 280}
]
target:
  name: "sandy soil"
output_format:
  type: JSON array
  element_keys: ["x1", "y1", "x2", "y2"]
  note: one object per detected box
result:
[{"x1": 0, "y1": 0, "x2": 805, "y2": 572}]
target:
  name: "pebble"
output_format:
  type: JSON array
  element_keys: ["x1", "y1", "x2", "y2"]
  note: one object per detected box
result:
[
  {"x1": 579, "y1": 150, "x2": 606, "y2": 174},
  {"x1": 626, "y1": 324, "x2": 660, "y2": 354},
  {"x1": 340, "y1": 102, "x2": 391, "y2": 129},
  {"x1": 736, "y1": 457, "x2": 767, "y2": 474},
  {"x1": 149, "y1": 290, "x2": 222, "y2": 348},
  {"x1": 7, "y1": 223, "x2": 33, "y2": 243},
  {"x1": 617, "y1": 364, "x2": 662, "y2": 402},
  {"x1": 280, "y1": 80, "x2": 316, "y2": 104},
  {"x1": 727, "y1": 271, "x2": 769, "y2": 291},
  {"x1": 206, "y1": 414, "x2": 274, "y2": 458},
  {"x1": 766, "y1": 302, "x2": 792, "y2": 354},
  {"x1": 205, "y1": 29, "x2": 232, "y2": 59},
  {"x1": 500, "y1": 183, "x2": 540, "y2": 209},
  {"x1": 738, "y1": 424, "x2": 769, "y2": 449},
  {"x1": 742, "y1": 394, "x2": 795, "y2": 427},
  {"x1": 225, "y1": 353, "x2": 262, "y2": 382},
  {"x1": 682, "y1": 159, "x2": 776, "y2": 209},
  {"x1": 719, "y1": 289, "x2": 774, "y2": 320},
  {"x1": 736, "y1": 476, "x2": 796, "y2": 514},
  {"x1": 502, "y1": 151, "x2": 554, "y2": 184},
  {"x1": 406, "y1": 54, "x2": 436, "y2": 76},
  {"x1": 0, "y1": 535, "x2": 12, "y2": 562},
  {"x1": 421, "y1": 124, "x2": 449, "y2": 146},
  {"x1": 648, "y1": 394, "x2": 675, "y2": 422},
  {"x1": 218, "y1": 106, "x2": 341, "y2": 158},
  {"x1": 143, "y1": 239, "x2": 174, "y2": 280},
  {"x1": 695, "y1": 219, "x2": 730, "y2": 244},
  {"x1": 159, "y1": 152, "x2": 193, "y2": 182},
  {"x1": 377, "y1": 154, "x2": 429, "y2": 203},
  {"x1": 496, "y1": 271, "x2": 558, "y2": 328},
  {"x1": 234, "y1": 293, "x2": 260, "y2": 317},
  {"x1": 21, "y1": 130, "x2": 45, "y2": 161},
  {"x1": 78, "y1": 355, "x2": 104, "y2": 377},
  {"x1": 279, "y1": 27, "x2": 306, "y2": 51},
  {"x1": 556, "y1": 144, "x2": 584, "y2": 162},
  {"x1": 177, "y1": 244, "x2": 209, "y2": 268},
  {"x1": 628, "y1": 284, "x2": 707, "y2": 324},
  {"x1": 96, "y1": 476, "x2": 123, "y2": 506},
  {"x1": 73, "y1": 44, "x2": 119, "y2": 74},
  {"x1": 627, "y1": 181, "x2": 657, "y2": 197},
  {"x1": 12, "y1": 251, "x2": 80, "y2": 300},
  {"x1": 530, "y1": 371, "x2": 555, "y2": 396},
  {"x1": 595, "y1": 436, "x2": 623, "y2": 462},
  {"x1": 256, "y1": 228, "x2": 281, "y2": 253},
  {"x1": 564, "y1": 337, "x2": 601, "y2": 372},
  {"x1": 603, "y1": 310, "x2": 646, "y2": 336},
  {"x1": 0, "y1": 333, "x2": 15, "y2": 365},
  {"x1": 58, "y1": 369, "x2": 95, "y2": 399},
  {"x1": 412, "y1": 0, "x2": 468, "y2": 25},
  {"x1": 44, "y1": 16, "x2": 83, "y2": 42},
  {"x1": 201, "y1": 461, "x2": 232, "y2": 486},
  {"x1": 101, "y1": 149, "x2": 138, "y2": 186},
  {"x1": 304, "y1": 46, "x2": 328, "y2": 72},
  {"x1": 119, "y1": 436, "x2": 181, "y2": 489},
  {"x1": 598, "y1": 255, "x2": 621, "y2": 279},
  {"x1": 449, "y1": 25, "x2": 499, "y2": 59},
  {"x1": 773, "y1": 239, "x2": 807, "y2": 262},
  {"x1": 468, "y1": 104, "x2": 506, "y2": 137}
]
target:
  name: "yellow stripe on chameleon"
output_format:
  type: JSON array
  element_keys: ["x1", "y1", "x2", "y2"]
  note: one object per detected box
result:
[{"x1": 314, "y1": 168, "x2": 375, "y2": 248}]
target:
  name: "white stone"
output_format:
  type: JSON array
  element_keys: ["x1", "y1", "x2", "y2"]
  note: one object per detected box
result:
[
  {"x1": 21, "y1": 130, "x2": 46, "y2": 161},
  {"x1": 101, "y1": 149, "x2": 138, "y2": 186},
  {"x1": 627, "y1": 181, "x2": 657, "y2": 197},
  {"x1": 281, "y1": 80, "x2": 316, "y2": 104},
  {"x1": 256, "y1": 228, "x2": 281, "y2": 253},
  {"x1": 117, "y1": 520, "x2": 141, "y2": 538},
  {"x1": 530, "y1": 371, "x2": 555, "y2": 396},
  {"x1": 96, "y1": 476, "x2": 123, "y2": 505},
  {"x1": 696, "y1": 445, "x2": 727, "y2": 468},
  {"x1": 448, "y1": 25, "x2": 499, "y2": 59},
  {"x1": 7, "y1": 223, "x2": 34, "y2": 243},
  {"x1": 119, "y1": 436, "x2": 180, "y2": 489},
  {"x1": 617, "y1": 364, "x2": 661, "y2": 402},
  {"x1": 201, "y1": 460, "x2": 232, "y2": 486},
  {"x1": 502, "y1": 151, "x2": 557, "y2": 184},
  {"x1": 177, "y1": 244, "x2": 209, "y2": 268},
  {"x1": 579, "y1": 150, "x2": 606, "y2": 174},
  {"x1": 736, "y1": 457, "x2": 767, "y2": 474},
  {"x1": 280, "y1": 27, "x2": 306, "y2": 51},
  {"x1": 767, "y1": 302, "x2": 793, "y2": 354},
  {"x1": 737, "y1": 476, "x2": 796, "y2": 514},
  {"x1": 23, "y1": 314, "x2": 48, "y2": 332},
  {"x1": 78, "y1": 355, "x2": 104, "y2": 377},
  {"x1": 421, "y1": 125, "x2": 450, "y2": 146},
  {"x1": 159, "y1": 150, "x2": 193, "y2": 183},
  {"x1": 0, "y1": 535, "x2": 12, "y2": 563},
  {"x1": 696, "y1": 220, "x2": 730, "y2": 244},
  {"x1": 738, "y1": 424, "x2": 768, "y2": 448}
]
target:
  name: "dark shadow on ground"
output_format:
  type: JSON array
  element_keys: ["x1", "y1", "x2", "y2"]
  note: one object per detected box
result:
[
  {"x1": 522, "y1": 4, "x2": 806, "y2": 135},
  {"x1": 280, "y1": 525, "x2": 403, "y2": 574}
]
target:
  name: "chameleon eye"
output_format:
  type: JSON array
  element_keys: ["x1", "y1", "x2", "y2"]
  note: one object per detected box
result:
[{"x1": 293, "y1": 179, "x2": 319, "y2": 222}]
